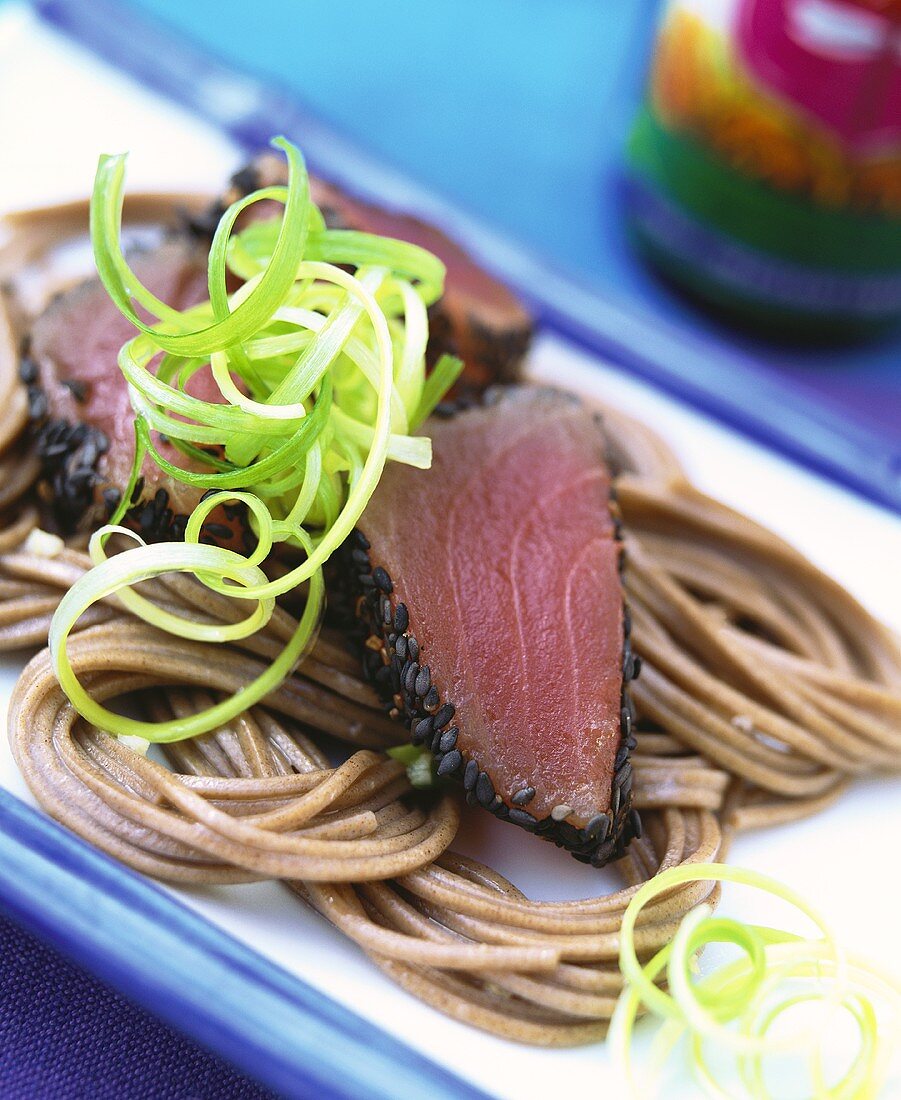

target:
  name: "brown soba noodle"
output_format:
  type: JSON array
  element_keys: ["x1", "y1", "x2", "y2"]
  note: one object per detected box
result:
[{"x1": 1, "y1": 198, "x2": 899, "y2": 1046}]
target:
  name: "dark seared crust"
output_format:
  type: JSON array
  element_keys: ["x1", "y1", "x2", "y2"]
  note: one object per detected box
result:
[
  {"x1": 192, "y1": 157, "x2": 534, "y2": 397},
  {"x1": 22, "y1": 255, "x2": 247, "y2": 547},
  {"x1": 25, "y1": 397, "x2": 106, "y2": 533},
  {"x1": 22, "y1": 358, "x2": 244, "y2": 546},
  {"x1": 333, "y1": 481, "x2": 641, "y2": 869}
]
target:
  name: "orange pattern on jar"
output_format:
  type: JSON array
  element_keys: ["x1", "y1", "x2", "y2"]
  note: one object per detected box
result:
[{"x1": 650, "y1": 9, "x2": 901, "y2": 217}]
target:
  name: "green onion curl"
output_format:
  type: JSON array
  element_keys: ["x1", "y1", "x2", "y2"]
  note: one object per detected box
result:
[
  {"x1": 610, "y1": 863, "x2": 901, "y2": 1099},
  {"x1": 50, "y1": 135, "x2": 461, "y2": 742}
]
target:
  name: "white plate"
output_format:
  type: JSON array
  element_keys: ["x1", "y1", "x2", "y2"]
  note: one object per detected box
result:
[{"x1": 1, "y1": 8, "x2": 899, "y2": 1097}]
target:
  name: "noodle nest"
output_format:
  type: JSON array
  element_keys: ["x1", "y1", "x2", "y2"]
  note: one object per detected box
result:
[{"x1": 1, "y1": 199, "x2": 899, "y2": 1046}]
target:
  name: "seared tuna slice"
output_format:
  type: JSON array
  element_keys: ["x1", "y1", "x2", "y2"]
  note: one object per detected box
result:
[
  {"x1": 26, "y1": 240, "x2": 243, "y2": 545},
  {"x1": 199, "y1": 156, "x2": 533, "y2": 395},
  {"x1": 342, "y1": 387, "x2": 640, "y2": 867},
  {"x1": 28, "y1": 158, "x2": 531, "y2": 537}
]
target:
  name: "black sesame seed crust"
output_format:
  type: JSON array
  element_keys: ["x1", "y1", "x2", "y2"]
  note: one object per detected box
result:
[
  {"x1": 30, "y1": 411, "x2": 109, "y2": 534},
  {"x1": 334, "y1": 503, "x2": 641, "y2": 869},
  {"x1": 27, "y1": 394, "x2": 246, "y2": 547},
  {"x1": 24, "y1": 366, "x2": 249, "y2": 545}
]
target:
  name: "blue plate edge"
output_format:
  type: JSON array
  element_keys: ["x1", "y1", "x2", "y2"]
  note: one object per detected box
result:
[
  {"x1": 0, "y1": 787, "x2": 489, "y2": 1100},
  {"x1": 29, "y1": 0, "x2": 901, "y2": 515}
]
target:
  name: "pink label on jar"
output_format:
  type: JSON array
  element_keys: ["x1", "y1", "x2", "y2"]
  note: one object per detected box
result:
[{"x1": 736, "y1": 0, "x2": 901, "y2": 152}]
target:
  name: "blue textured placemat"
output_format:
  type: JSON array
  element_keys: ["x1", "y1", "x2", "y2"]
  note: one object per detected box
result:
[{"x1": 0, "y1": 915, "x2": 276, "y2": 1099}]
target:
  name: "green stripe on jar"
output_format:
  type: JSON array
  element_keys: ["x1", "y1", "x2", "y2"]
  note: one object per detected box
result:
[{"x1": 629, "y1": 108, "x2": 901, "y2": 276}]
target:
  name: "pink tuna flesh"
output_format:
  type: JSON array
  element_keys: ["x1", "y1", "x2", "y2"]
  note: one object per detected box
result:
[
  {"x1": 355, "y1": 388, "x2": 639, "y2": 864},
  {"x1": 28, "y1": 240, "x2": 238, "y2": 535}
]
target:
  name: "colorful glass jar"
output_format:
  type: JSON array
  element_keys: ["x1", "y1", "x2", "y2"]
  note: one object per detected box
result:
[{"x1": 628, "y1": 0, "x2": 901, "y2": 338}]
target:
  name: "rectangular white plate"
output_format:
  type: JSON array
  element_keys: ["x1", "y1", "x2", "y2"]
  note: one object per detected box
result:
[{"x1": 1, "y1": 6, "x2": 899, "y2": 1097}]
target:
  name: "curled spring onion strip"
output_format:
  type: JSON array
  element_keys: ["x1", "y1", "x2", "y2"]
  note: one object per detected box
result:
[
  {"x1": 91, "y1": 138, "x2": 310, "y2": 355},
  {"x1": 610, "y1": 863, "x2": 901, "y2": 1100},
  {"x1": 48, "y1": 533, "x2": 324, "y2": 742},
  {"x1": 50, "y1": 135, "x2": 462, "y2": 741}
]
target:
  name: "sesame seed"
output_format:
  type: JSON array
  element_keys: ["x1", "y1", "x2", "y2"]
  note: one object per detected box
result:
[
  {"x1": 591, "y1": 839, "x2": 615, "y2": 867},
  {"x1": 403, "y1": 662, "x2": 419, "y2": 695},
  {"x1": 394, "y1": 603, "x2": 409, "y2": 632},
  {"x1": 463, "y1": 759, "x2": 479, "y2": 791},
  {"x1": 508, "y1": 808, "x2": 538, "y2": 832},
  {"x1": 438, "y1": 727, "x2": 458, "y2": 753},
  {"x1": 27, "y1": 387, "x2": 47, "y2": 419},
  {"x1": 511, "y1": 786, "x2": 536, "y2": 806},
  {"x1": 550, "y1": 804, "x2": 572, "y2": 822},
  {"x1": 202, "y1": 522, "x2": 233, "y2": 540},
  {"x1": 475, "y1": 772, "x2": 495, "y2": 808},
  {"x1": 436, "y1": 750, "x2": 462, "y2": 776},
  {"x1": 372, "y1": 566, "x2": 393, "y2": 593},
  {"x1": 18, "y1": 358, "x2": 37, "y2": 384},
  {"x1": 614, "y1": 762, "x2": 633, "y2": 791},
  {"x1": 414, "y1": 665, "x2": 431, "y2": 697},
  {"x1": 412, "y1": 716, "x2": 433, "y2": 744},
  {"x1": 62, "y1": 378, "x2": 88, "y2": 403},
  {"x1": 433, "y1": 703, "x2": 455, "y2": 729}
]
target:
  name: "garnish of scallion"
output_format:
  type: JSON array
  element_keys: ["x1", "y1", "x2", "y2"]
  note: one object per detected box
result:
[
  {"x1": 48, "y1": 136, "x2": 461, "y2": 742},
  {"x1": 612, "y1": 863, "x2": 901, "y2": 1099}
]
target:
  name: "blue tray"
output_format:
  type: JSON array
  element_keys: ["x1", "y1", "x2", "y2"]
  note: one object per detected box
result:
[{"x1": 39, "y1": 0, "x2": 901, "y2": 514}]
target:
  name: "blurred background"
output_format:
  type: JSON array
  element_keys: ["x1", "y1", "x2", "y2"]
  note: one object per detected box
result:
[
  {"x1": 84, "y1": 0, "x2": 901, "y2": 507},
  {"x1": 120, "y1": 0, "x2": 651, "y2": 284}
]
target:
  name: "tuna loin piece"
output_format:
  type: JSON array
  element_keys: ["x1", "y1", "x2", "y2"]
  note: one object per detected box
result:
[
  {"x1": 27, "y1": 240, "x2": 242, "y2": 543},
  {"x1": 347, "y1": 387, "x2": 640, "y2": 867}
]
